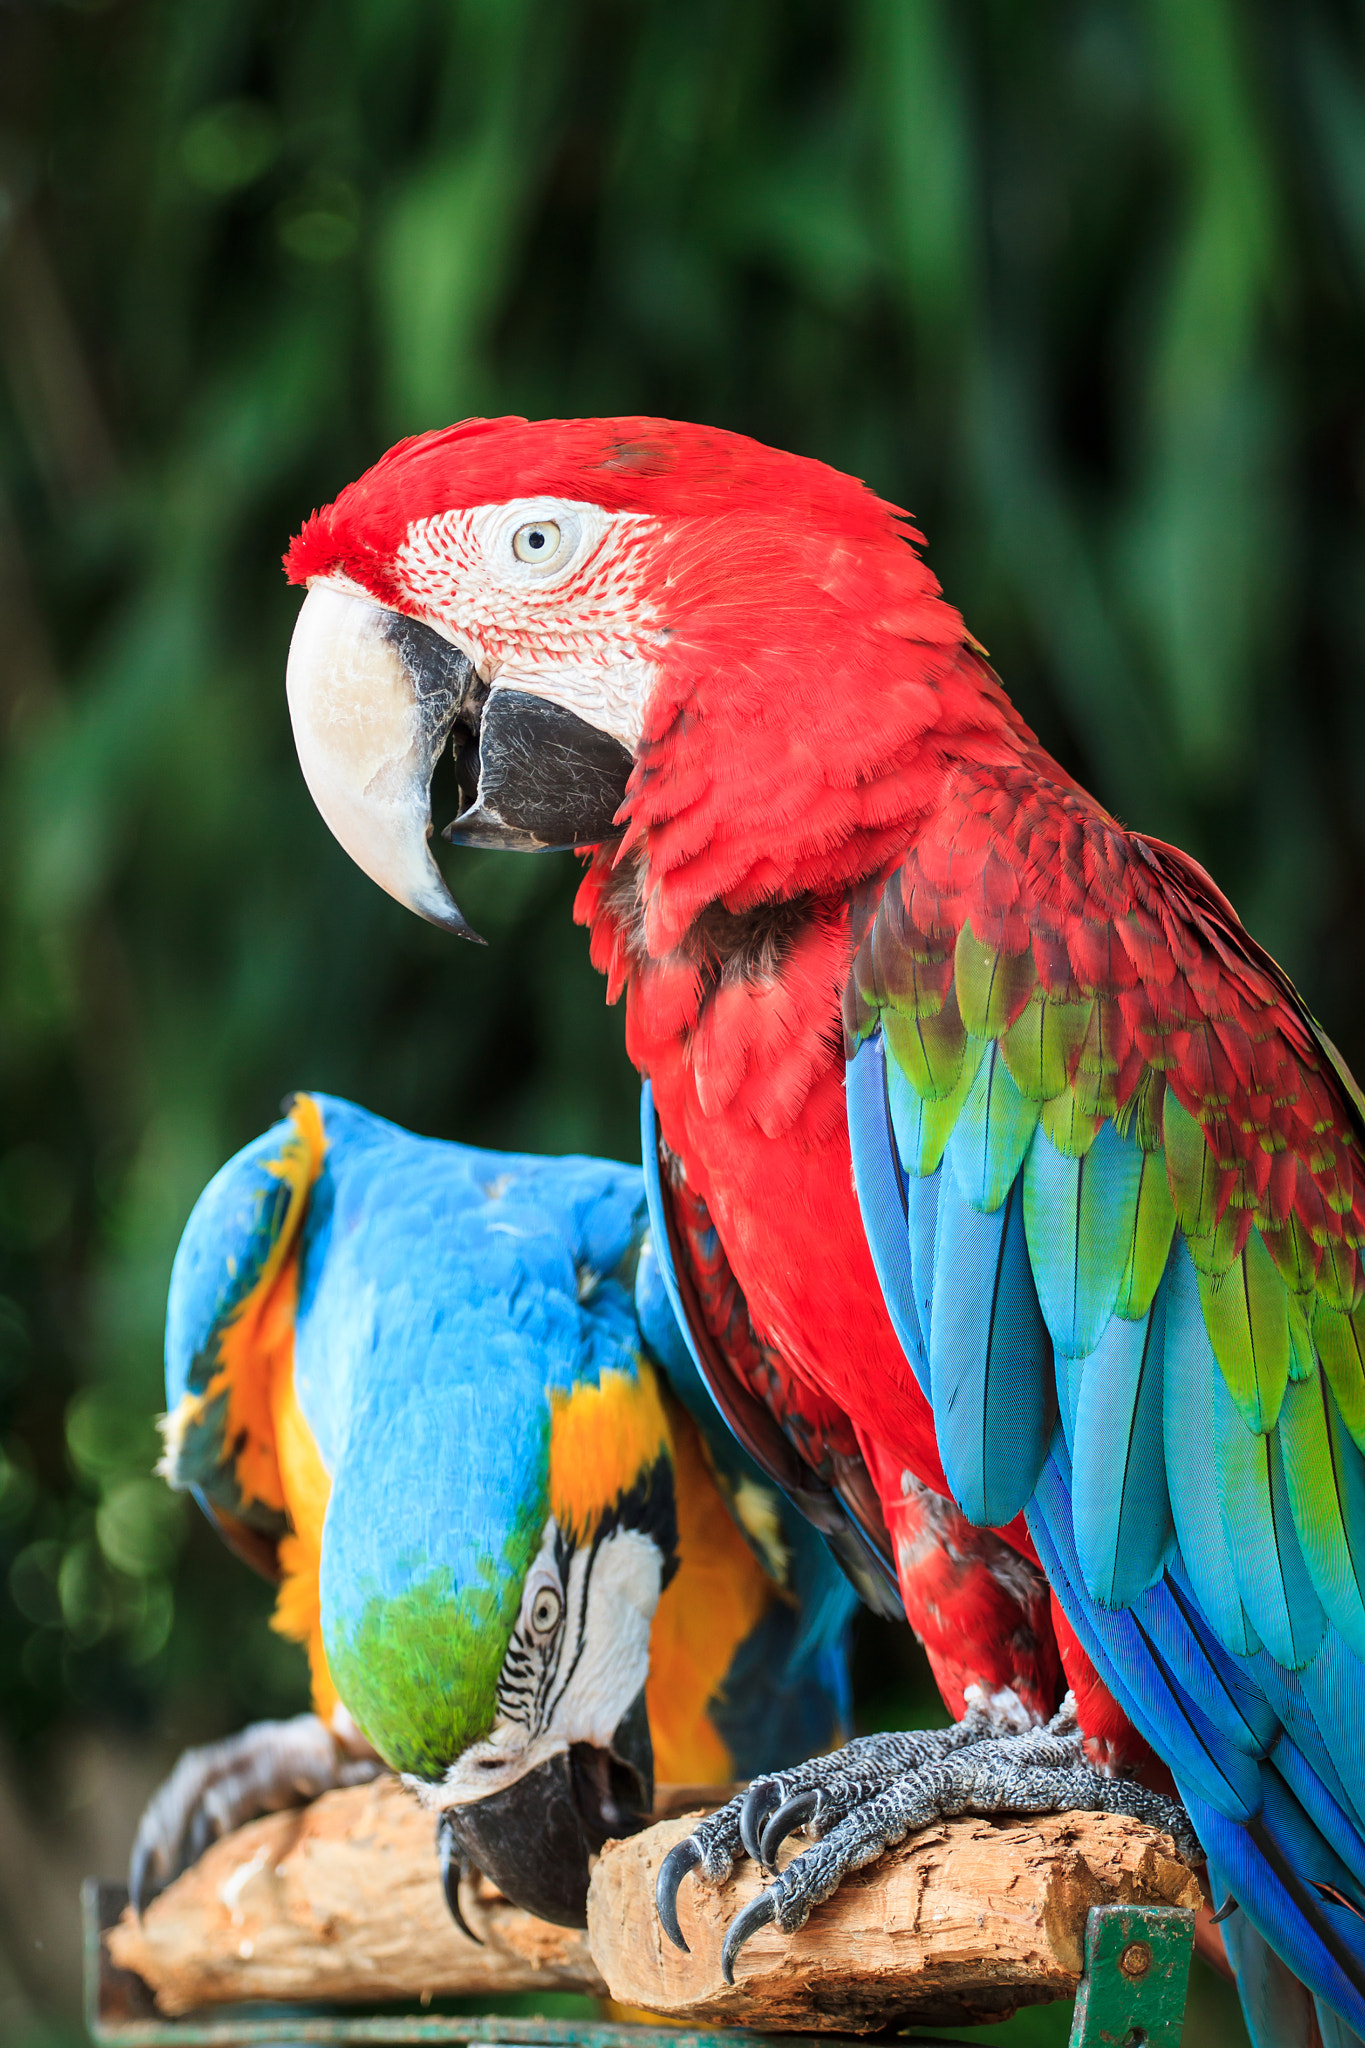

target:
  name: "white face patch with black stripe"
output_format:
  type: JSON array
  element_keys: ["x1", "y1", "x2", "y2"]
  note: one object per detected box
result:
[{"x1": 411, "y1": 1513, "x2": 662, "y2": 1813}]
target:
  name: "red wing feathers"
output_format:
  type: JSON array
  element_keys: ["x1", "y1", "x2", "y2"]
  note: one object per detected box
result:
[{"x1": 850, "y1": 755, "x2": 1365, "y2": 1304}]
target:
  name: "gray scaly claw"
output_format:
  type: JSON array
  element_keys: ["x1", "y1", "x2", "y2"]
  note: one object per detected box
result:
[
  {"x1": 652, "y1": 1718, "x2": 999, "y2": 1954},
  {"x1": 760, "y1": 1789, "x2": 818, "y2": 1868},
  {"x1": 740, "y1": 1780, "x2": 778, "y2": 1865},
  {"x1": 129, "y1": 1713, "x2": 381, "y2": 1913},
  {"x1": 709, "y1": 1692, "x2": 1204, "y2": 1981},
  {"x1": 655, "y1": 1837, "x2": 701, "y2": 1951},
  {"x1": 721, "y1": 1889, "x2": 778, "y2": 1985}
]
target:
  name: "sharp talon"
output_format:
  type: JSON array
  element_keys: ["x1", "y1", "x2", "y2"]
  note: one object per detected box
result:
[
  {"x1": 655, "y1": 1837, "x2": 700, "y2": 1952},
  {"x1": 1209, "y1": 1893, "x2": 1239, "y2": 1925},
  {"x1": 760, "y1": 1789, "x2": 819, "y2": 1869},
  {"x1": 740, "y1": 1780, "x2": 780, "y2": 1865},
  {"x1": 437, "y1": 1816, "x2": 483, "y2": 1946},
  {"x1": 721, "y1": 1888, "x2": 777, "y2": 1985}
]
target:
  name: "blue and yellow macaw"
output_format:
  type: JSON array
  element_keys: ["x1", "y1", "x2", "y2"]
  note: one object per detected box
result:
[{"x1": 131, "y1": 1092, "x2": 854, "y2": 1928}]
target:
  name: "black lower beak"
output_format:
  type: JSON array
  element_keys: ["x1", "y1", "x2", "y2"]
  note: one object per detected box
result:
[
  {"x1": 438, "y1": 1704, "x2": 652, "y2": 1929},
  {"x1": 443, "y1": 688, "x2": 633, "y2": 854}
]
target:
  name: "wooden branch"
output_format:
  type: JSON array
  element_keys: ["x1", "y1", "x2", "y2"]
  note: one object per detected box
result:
[
  {"x1": 107, "y1": 1775, "x2": 1199, "y2": 2032},
  {"x1": 590, "y1": 1810, "x2": 1201, "y2": 2033},
  {"x1": 107, "y1": 1775, "x2": 604, "y2": 2016}
]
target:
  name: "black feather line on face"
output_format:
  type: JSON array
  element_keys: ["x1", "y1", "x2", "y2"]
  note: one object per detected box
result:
[
  {"x1": 540, "y1": 1455, "x2": 679, "y2": 1726},
  {"x1": 496, "y1": 1455, "x2": 680, "y2": 1733},
  {"x1": 591, "y1": 1454, "x2": 679, "y2": 1589}
]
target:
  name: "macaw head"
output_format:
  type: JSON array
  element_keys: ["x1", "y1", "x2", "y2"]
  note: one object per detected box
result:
[
  {"x1": 283, "y1": 417, "x2": 969, "y2": 951},
  {"x1": 163, "y1": 1093, "x2": 680, "y2": 1926}
]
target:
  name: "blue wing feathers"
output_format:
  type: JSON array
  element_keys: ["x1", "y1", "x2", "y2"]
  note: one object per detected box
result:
[
  {"x1": 1021, "y1": 1131, "x2": 1083, "y2": 1353},
  {"x1": 845, "y1": 1039, "x2": 928, "y2": 1389},
  {"x1": 1215, "y1": 1866, "x2": 1327, "y2": 2048},
  {"x1": 1055, "y1": 1347, "x2": 1085, "y2": 1453},
  {"x1": 1023, "y1": 1121, "x2": 1144, "y2": 1359},
  {"x1": 1070, "y1": 1283, "x2": 1173, "y2": 1608},
  {"x1": 862, "y1": 992, "x2": 1365, "y2": 2036},
  {"x1": 1164, "y1": 1239, "x2": 1262, "y2": 1657},
  {"x1": 1032, "y1": 1448, "x2": 1365, "y2": 2030},
  {"x1": 905, "y1": 1168, "x2": 940, "y2": 1369},
  {"x1": 1280, "y1": 1374, "x2": 1365, "y2": 1666},
  {"x1": 945, "y1": 1040, "x2": 1039, "y2": 1214},
  {"x1": 1192, "y1": 1795, "x2": 1365, "y2": 2042},
  {"x1": 1262, "y1": 1632, "x2": 1365, "y2": 1837},
  {"x1": 929, "y1": 1173, "x2": 1055, "y2": 1526},
  {"x1": 1212, "y1": 1365, "x2": 1325, "y2": 1669}
]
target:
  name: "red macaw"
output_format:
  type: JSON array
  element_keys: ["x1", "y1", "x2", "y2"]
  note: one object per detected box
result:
[{"x1": 281, "y1": 418, "x2": 1365, "y2": 2046}]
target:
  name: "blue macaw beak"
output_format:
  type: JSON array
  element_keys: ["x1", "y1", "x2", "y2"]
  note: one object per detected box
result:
[{"x1": 436, "y1": 1691, "x2": 653, "y2": 1930}]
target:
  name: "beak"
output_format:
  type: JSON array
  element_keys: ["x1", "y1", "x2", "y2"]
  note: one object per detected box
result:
[
  {"x1": 287, "y1": 584, "x2": 480, "y2": 938},
  {"x1": 437, "y1": 1696, "x2": 652, "y2": 1929},
  {"x1": 440, "y1": 689, "x2": 635, "y2": 855},
  {"x1": 286, "y1": 585, "x2": 634, "y2": 942}
]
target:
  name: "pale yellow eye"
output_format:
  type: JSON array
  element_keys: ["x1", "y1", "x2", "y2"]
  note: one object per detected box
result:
[
  {"x1": 530, "y1": 1585, "x2": 562, "y2": 1636},
  {"x1": 512, "y1": 519, "x2": 561, "y2": 564}
]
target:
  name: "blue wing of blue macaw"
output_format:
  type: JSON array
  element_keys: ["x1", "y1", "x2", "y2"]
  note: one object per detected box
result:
[{"x1": 847, "y1": 1023, "x2": 1365, "y2": 2046}]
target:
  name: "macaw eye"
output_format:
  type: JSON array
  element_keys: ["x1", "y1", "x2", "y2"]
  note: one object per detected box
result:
[
  {"x1": 529, "y1": 1584, "x2": 562, "y2": 1637},
  {"x1": 512, "y1": 519, "x2": 561, "y2": 564}
]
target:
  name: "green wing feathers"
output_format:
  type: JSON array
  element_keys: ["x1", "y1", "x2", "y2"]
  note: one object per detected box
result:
[{"x1": 846, "y1": 767, "x2": 1365, "y2": 1669}]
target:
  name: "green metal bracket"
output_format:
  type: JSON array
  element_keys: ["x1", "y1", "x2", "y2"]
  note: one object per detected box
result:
[{"x1": 1069, "y1": 1903, "x2": 1195, "y2": 2047}]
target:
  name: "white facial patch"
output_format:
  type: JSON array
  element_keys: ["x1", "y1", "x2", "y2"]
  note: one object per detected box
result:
[
  {"x1": 411, "y1": 1513, "x2": 663, "y2": 1813},
  {"x1": 393, "y1": 498, "x2": 662, "y2": 754}
]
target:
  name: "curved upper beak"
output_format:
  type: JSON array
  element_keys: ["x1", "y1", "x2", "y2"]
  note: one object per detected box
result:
[
  {"x1": 286, "y1": 584, "x2": 634, "y2": 942},
  {"x1": 436, "y1": 1695, "x2": 652, "y2": 1929},
  {"x1": 287, "y1": 584, "x2": 480, "y2": 938}
]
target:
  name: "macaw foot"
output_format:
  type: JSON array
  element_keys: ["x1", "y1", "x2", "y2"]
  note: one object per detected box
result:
[
  {"x1": 656, "y1": 1688, "x2": 1202, "y2": 1984},
  {"x1": 129, "y1": 1712, "x2": 382, "y2": 1913}
]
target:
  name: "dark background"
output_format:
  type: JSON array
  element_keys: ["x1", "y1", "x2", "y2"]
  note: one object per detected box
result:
[{"x1": 3, "y1": 2, "x2": 1365, "y2": 2041}]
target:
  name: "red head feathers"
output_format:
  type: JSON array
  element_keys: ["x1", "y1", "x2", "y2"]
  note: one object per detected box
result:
[{"x1": 283, "y1": 415, "x2": 1041, "y2": 955}]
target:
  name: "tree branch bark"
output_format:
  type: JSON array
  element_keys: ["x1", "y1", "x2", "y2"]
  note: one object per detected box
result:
[{"x1": 106, "y1": 1776, "x2": 1199, "y2": 2032}]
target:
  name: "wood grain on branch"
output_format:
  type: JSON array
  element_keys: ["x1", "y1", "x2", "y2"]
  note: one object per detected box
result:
[
  {"x1": 107, "y1": 1776, "x2": 1199, "y2": 2032},
  {"x1": 107, "y1": 1776, "x2": 604, "y2": 2017},
  {"x1": 590, "y1": 1809, "x2": 1201, "y2": 2032}
]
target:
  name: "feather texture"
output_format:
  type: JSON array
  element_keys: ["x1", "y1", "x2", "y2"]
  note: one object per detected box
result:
[
  {"x1": 1211, "y1": 1364, "x2": 1325, "y2": 1669},
  {"x1": 929, "y1": 1172, "x2": 1055, "y2": 1526},
  {"x1": 945, "y1": 1038, "x2": 1040, "y2": 1214},
  {"x1": 1069, "y1": 1281, "x2": 1173, "y2": 1608},
  {"x1": 1163, "y1": 1240, "x2": 1262, "y2": 1659},
  {"x1": 1023, "y1": 1119, "x2": 1146, "y2": 1360},
  {"x1": 845, "y1": 1037, "x2": 926, "y2": 1390},
  {"x1": 1279, "y1": 1376, "x2": 1365, "y2": 1666}
]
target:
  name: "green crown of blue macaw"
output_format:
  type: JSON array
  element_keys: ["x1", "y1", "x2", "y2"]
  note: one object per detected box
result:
[{"x1": 163, "y1": 1093, "x2": 853, "y2": 1780}]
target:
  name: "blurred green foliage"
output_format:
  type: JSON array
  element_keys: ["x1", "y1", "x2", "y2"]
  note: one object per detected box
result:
[{"x1": 0, "y1": 23, "x2": 1362, "y2": 2033}]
